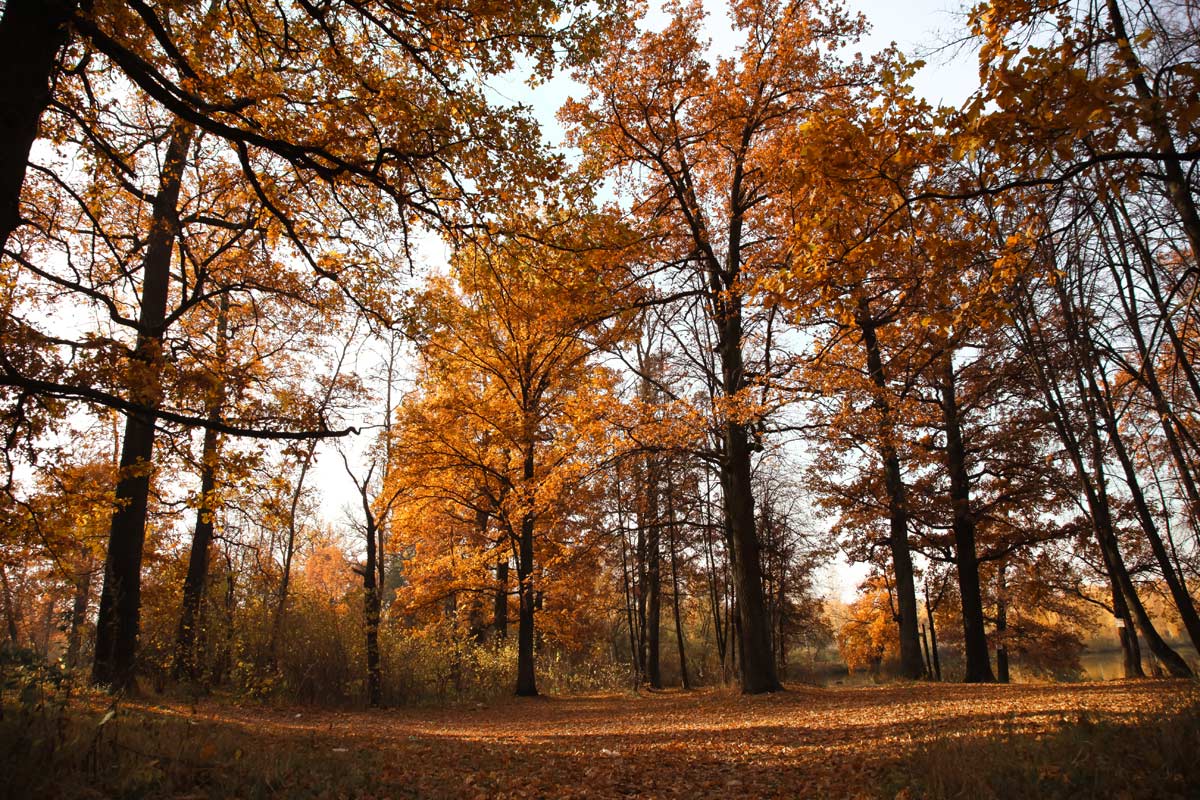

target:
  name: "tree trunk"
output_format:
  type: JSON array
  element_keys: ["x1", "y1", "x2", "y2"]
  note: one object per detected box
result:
[
  {"x1": 706, "y1": 231, "x2": 779, "y2": 693},
  {"x1": 65, "y1": 547, "x2": 94, "y2": 669},
  {"x1": 920, "y1": 624, "x2": 933, "y2": 678},
  {"x1": 645, "y1": 457, "x2": 662, "y2": 689},
  {"x1": 857, "y1": 303, "x2": 924, "y2": 680},
  {"x1": 1047, "y1": 277, "x2": 1194, "y2": 678},
  {"x1": 635, "y1": 486, "x2": 648, "y2": 678},
  {"x1": 995, "y1": 563, "x2": 1009, "y2": 684},
  {"x1": 1011, "y1": 282, "x2": 1159, "y2": 680},
  {"x1": 363, "y1": 520, "x2": 382, "y2": 708},
  {"x1": 701, "y1": 472, "x2": 726, "y2": 678},
  {"x1": 92, "y1": 118, "x2": 195, "y2": 692},
  {"x1": 0, "y1": 0, "x2": 77, "y2": 255},
  {"x1": 494, "y1": 559, "x2": 509, "y2": 638},
  {"x1": 938, "y1": 353, "x2": 995, "y2": 683},
  {"x1": 1, "y1": 563, "x2": 20, "y2": 646},
  {"x1": 515, "y1": 448, "x2": 538, "y2": 697},
  {"x1": 172, "y1": 296, "x2": 229, "y2": 681},
  {"x1": 666, "y1": 471, "x2": 691, "y2": 689},
  {"x1": 214, "y1": 550, "x2": 236, "y2": 684},
  {"x1": 925, "y1": 596, "x2": 941, "y2": 681},
  {"x1": 1083, "y1": 404, "x2": 1193, "y2": 678},
  {"x1": 1080, "y1": 218, "x2": 1200, "y2": 645},
  {"x1": 1090, "y1": 363, "x2": 1200, "y2": 654},
  {"x1": 1108, "y1": 568, "x2": 1144, "y2": 679}
]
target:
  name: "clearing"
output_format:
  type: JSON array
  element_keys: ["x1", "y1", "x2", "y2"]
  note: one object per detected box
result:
[{"x1": 5, "y1": 679, "x2": 1198, "y2": 798}]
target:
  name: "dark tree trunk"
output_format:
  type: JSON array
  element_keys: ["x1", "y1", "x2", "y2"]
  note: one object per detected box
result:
[
  {"x1": 1047, "y1": 278, "x2": 1194, "y2": 678},
  {"x1": 363, "y1": 519, "x2": 382, "y2": 708},
  {"x1": 857, "y1": 303, "x2": 924, "y2": 680},
  {"x1": 702, "y1": 212, "x2": 778, "y2": 693},
  {"x1": 719, "y1": 364, "x2": 779, "y2": 691},
  {"x1": 1090, "y1": 364, "x2": 1200, "y2": 654},
  {"x1": 635, "y1": 490, "x2": 648, "y2": 677},
  {"x1": 515, "y1": 448, "x2": 538, "y2": 697},
  {"x1": 1082, "y1": 409, "x2": 1193, "y2": 678},
  {"x1": 666, "y1": 472, "x2": 690, "y2": 689},
  {"x1": 1108, "y1": 567, "x2": 1144, "y2": 679},
  {"x1": 92, "y1": 119, "x2": 195, "y2": 692},
  {"x1": 1, "y1": 563, "x2": 20, "y2": 646},
  {"x1": 65, "y1": 548, "x2": 94, "y2": 669},
  {"x1": 1092, "y1": 497, "x2": 1191, "y2": 676},
  {"x1": 937, "y1": 354, "x2": 995, "y2": 683},
  {"x1": 343, "y1": 456, "x2": 384, "y2": 707},
  {"x1": 213, "y1": 551, "x2": 236, "y2": 684},
  {"x1": 172, "y1": 297, "x2": 228, "y2": 681},
  {"x1": 0, "y1": 0, "x2": 77, "y2": 255},
  {"x1": 616, "y1": 463, "x2": 642, "y2": 684},
  {"x1": 925, "y1": 598, "x2": 941, "y2": 681},
  {"x1": 920, "y1": 624, "x2": 933, "y2": 678},
  {"x1": 701, "y1": 476, "x2": 726, "y2": 679},
  {"x1": 494, "y1": 560, "x2": 509, "y2": 638},
  {"x1": 995, "y1": 564, "x2": 1009, "y2": 684},
  {"x1": 645, "y1": 458, "x2": 662, "y2": 689}
]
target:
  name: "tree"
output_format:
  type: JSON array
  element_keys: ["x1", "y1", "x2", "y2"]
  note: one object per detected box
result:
[
  {"x1": 564, "y1": 0, "x2": 873, "y2": 693},
  {"x1": 389, "y1": 215, "x2": 633, "y2": 695}
]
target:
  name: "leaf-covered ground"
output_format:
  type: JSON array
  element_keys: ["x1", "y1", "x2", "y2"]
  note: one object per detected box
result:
[
  {"x1": 6, "y1": 679, "x2": 1198, "y2": 798},
  {"x1": 114, "y1": 679, "x2": 1198, "y2": 799}
]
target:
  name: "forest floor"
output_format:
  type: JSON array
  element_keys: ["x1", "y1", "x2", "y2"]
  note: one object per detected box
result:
[{"x1": 3, "y1": 679, "x2": 1198, "y2": 798}]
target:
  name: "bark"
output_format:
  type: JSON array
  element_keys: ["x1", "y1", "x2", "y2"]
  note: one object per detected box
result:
[
  {"x1": 0, "y1": 0, "x2": 77, "y2": 255},
  {"x1": 172, "y1": 296, "x2": 229, "y2": 681},
  {"x1": 515, "y1": 447, "x2": 538, "y2": 697},
  {"x1": 666, "y1": 470, "x2": 691, "y2": 689},
  {"x1": 719, "y1": 313, "x2": 780, "y2": 692},
  {"x1": 214, "y1": 550, "x2": 235, "y2": 684},
  {"x1": 635, "y1": 492, "x2": 648, "y2": 676},
  {"x1": 616, "y1": 463, "x2": 641, "y2": 683},
  {"x1": 363, "y1": 519, "x2": 382, "y2": 708},
  {"x1": 702, "y1": 151, "x2": 779, "y2": 691},
  {"x1": 1, "y1": 563, "x2": 19, "y2": 646},
  {"x1": 494, "y1": 560, "x2": 509, "y2": 638},
  {"x1": 995, "y1": 564, "x2": 1009, "y2": 684},
  {"x1": 343, "y1": 456, "x2": 384, "y2": 707},
  {"x1": 645, "y1": 457, "x2": 662, "y2": 689},
  {"x1": 701, "y1": 480, "x2": 727, "y2": 679},
  {"x1": 65, "y1": 548, "x2": 94, "y2": 669},
  {"x1": 1108, "y1": 565, "x2": 1145, "y2": 679},
  {"x1": 938, "y1": 353, "x2": 995, "y2": 683},
  {"x1": 857, "y1": 302, "x2": 924, "y2": 680},
  {"x1": 924, "y1": 594, "x2": 942, "y2": 681},
  {"x1": 92, "y1": 118, "x2": 195, "y2": 691},
  {"x1": 920, "y1": 624, "x2": 933, "y2": 678}
]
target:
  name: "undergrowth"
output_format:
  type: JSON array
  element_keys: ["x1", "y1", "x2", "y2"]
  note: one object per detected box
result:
[{"x1": 886, "y1": 696, "x2": 1200, "y2": 799}]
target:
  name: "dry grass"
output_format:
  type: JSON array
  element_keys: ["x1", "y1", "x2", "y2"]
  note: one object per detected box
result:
[{"x1": 3, "y1": 679, "x2": 1197, "y2": 798}]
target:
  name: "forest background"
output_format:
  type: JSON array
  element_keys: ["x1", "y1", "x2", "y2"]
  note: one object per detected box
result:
[{"x1": 1, "y1": 0, "x2": 1199, "y2": 712}]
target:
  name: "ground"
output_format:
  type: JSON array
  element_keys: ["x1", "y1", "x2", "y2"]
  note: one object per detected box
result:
[{"x1": 4, "y1": 680, "x2": 1198, "y2": 798}]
